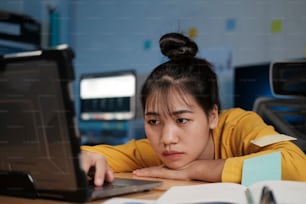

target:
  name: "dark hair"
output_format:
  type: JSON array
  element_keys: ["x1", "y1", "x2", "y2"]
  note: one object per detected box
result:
[{"x1": 141, "y1": 32, "x2": 220, "y2": 116}]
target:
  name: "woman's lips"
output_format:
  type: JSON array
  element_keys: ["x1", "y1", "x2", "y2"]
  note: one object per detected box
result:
[{"x1": 162, "y1": 151, "x2": 184, "y2": 160}]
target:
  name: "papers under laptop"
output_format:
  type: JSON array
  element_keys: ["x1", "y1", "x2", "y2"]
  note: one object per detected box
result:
[{"x1": 0, "y1": 46, "x2": 162, "y2": 202}]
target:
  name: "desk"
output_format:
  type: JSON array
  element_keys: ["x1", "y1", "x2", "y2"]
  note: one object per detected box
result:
[{"x1": 0, "y1": 173, "x2": 204, "y2": 204}]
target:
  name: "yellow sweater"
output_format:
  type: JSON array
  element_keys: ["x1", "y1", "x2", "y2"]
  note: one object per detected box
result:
[{"x1": 81, "y1": 108, "x2": 306, "y2": 183}]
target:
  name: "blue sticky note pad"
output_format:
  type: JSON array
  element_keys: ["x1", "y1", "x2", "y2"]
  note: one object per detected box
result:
[
  {"x1": 226, "y1": 18, "x2": 236, "y2": 31},
  {"x1": 242, "y1": 152, "x2": 281, "y2": 187}
]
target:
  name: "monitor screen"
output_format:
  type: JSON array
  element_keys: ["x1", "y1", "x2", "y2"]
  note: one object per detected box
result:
[
  {"x1": 270, "y1": 60, "x2": 306, "y2": 97},
  {"x1": 234, "y1": 63, "x2": 274, "y2": 110},
  {"x1": 79, "y1": 70, "x2": 136, "y2": 120}
]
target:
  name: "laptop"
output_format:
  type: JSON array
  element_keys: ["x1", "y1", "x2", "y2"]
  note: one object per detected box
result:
[{"x1": 0, "y1": 45, "x2": 162, "y2": 202}]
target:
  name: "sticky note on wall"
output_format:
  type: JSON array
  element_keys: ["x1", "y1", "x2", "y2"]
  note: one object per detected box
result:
[
  {"x1": 226, "y1": 18, "x2": 236, "y2": 31},
  {"x1": 144, "y1": 39, "x2": 151, "y2": 50},
  {"x1": 188, "y1": 27, "x2": 198, "y2": 39},
  {"x1": 271, "y1": 20, "x2": 282, "y2": 33}
]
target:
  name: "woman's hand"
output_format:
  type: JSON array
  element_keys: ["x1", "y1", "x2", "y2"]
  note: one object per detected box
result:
[
  {"x1": 81, "y1": 150, "x2": 114, "y2": 186},
  {"x1": 133, "y1": 159, "x2": 225, "y2": 182},
  {"x1": 133, "y1": 165, "x2": 191, "y2": 180}
]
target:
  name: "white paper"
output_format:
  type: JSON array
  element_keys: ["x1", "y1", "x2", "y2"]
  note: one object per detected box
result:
[
  {"x1": 248, "y1": 180, "x2": 306, "y2": 204},
  {"x1": 104, "y1": 181, "x2": 306, "y2": 204},
  {"x1": 104, "y1": 198, "x2": 155, "y2": 204},
  {"x1": 156, "y1": 183, "x2": 248, "y2": 204},
  {"x1": 251, "y1": 134, "x2": 296, "y2": 147}
]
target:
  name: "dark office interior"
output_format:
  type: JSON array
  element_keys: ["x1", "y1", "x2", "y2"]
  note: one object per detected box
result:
[{"x1": 0, "y1": 1, "x2": 305, "y2": 151}]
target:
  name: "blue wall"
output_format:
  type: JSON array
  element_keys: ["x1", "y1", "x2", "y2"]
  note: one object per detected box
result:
[
  {"x1": 1, "y1": 0, "x2": 306, "y2": 108},
  {"x1": 1, "y1": 0, "x2": 306, "y2": 143}
]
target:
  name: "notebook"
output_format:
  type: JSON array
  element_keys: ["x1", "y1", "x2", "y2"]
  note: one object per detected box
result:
[{"x1": 0, "y1": 45, "x2": 162, "y2": 202}]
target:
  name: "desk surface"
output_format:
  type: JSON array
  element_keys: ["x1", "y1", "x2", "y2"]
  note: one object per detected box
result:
[{"x1": 0, "y1": 172, "x2": 204, "y2": 204}]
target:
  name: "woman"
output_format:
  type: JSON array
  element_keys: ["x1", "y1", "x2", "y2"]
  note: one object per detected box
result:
[{"x1": 81, "y1": 32, "x2": 306, "y2": 186}]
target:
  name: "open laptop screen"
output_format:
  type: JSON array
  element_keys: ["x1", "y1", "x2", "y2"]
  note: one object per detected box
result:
[
  {"x1": 0, "y1": 47, "x2": 163, "y2": 202},
  {"x1": 0, "y1": 47, "x2": 80, "y2": 192}
]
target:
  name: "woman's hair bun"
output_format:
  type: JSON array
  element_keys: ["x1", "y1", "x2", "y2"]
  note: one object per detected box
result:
[{"x1": 159, "y1": 32, "x2": 198, "y2": 60}]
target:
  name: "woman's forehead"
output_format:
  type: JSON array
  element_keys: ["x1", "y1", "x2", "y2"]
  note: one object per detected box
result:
[{"x1": 145, "y1": 89, "x2": 196, "y2": 113}]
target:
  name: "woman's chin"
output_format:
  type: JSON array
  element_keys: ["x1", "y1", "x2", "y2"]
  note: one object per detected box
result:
[{"x1": 163, "y1": 161, "x2": 188, "y2": 170}]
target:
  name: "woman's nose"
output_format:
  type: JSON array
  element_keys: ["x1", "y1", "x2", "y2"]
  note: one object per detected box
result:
[{"x1": 161, "y1": 124, "x2": 178, "y2": 145}]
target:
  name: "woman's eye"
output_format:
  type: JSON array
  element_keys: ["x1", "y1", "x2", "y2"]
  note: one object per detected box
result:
[
  {"x1": 148, "y1": 119, "x2": 159, "y2": 125},
  {"x1": 177, "y1": 118, "x2": 188, "y2": 124}
]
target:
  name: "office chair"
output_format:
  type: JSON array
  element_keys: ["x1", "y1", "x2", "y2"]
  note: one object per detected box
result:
[{"x1": 253, "y1": 60, "x2": 306, "y2": 153}]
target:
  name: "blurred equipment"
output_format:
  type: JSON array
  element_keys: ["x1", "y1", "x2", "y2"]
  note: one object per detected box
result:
[
  {"x1": 79, "y1": 70, "x2": 136, "y2": 121},
  {"x1": 234, "y1": 63, "x2": 273, "y2": 110},
  {"x1": 253, "y1": 60, "x2": 306, "y2": 153},
  {"x1": 0, "y1": 10, "x2": 41, "y2": 54},
  {"x1": 79, "y1": 70, "x2": 138, "y2": 145}
]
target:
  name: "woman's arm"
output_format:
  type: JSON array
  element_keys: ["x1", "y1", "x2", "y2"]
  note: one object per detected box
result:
[
  {"x1": 80, "y1": 139, "x2": 162, "y2": 185},
  {"x1": 133, "y1": 142, "x2": 306, "y2": 183},
  {"x1": 81, "y1": 139, "x2": 162, "y2": 172},
  {"x1": 217, "y1": 109, "x2": 306, "y2": 183},
  {"x1": 222, "y1": 142, "x2": 306, "y2": 183},
  {"x1": 134, "y1": 109, "x2": 306, "y2": 183},
  {"x1": 133, "y1": 159, "x2": 225, "y2": 182}
]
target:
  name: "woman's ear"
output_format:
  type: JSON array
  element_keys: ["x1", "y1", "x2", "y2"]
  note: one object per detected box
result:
[{"x1": 208, "y1": 105, "x2": 219, "y2": 129}]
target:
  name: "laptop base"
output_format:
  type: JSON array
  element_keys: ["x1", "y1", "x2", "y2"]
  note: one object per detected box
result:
[{"x1": 0, "y1": 170, "x2": 37, "y2": 199}]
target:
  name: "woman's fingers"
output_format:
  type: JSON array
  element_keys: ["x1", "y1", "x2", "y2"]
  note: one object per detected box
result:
[
  {"x1": 94, "y1": 157, "x2": 114, "y2": 185},
  {"x1": 81, "y1": 150, "x2": 113, "y2": 186}
]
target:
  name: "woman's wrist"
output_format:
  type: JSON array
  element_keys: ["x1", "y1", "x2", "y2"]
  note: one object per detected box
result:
[{"x1": 188, "y1": 159, "x2": 225, "y2": 182}]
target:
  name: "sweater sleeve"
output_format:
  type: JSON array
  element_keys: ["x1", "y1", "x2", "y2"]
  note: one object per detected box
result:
[
  {"x1": 81, "y1": 139, "x2": 162, "y2": 172},
  {"x1": 222, "y1": 143, "x2": 306, "y2": 183},
  {"x1": 217, "y1": 109, "x2": 306, "y2": 183}
]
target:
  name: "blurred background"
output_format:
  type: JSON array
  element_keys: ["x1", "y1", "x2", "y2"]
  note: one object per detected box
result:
[{"x1": 0, "y1": 0, "x2": 305, "y2": 147}]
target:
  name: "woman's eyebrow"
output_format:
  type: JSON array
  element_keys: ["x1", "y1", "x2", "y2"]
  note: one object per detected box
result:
[
  {"x1": 172, "y1": 110, "x2": 193, "y2": 115},
  {"x1": 145, "y1": 109, "x2": 193, "y2": 116},
  {"x1": 145, "y1": 111, "x2": 159, "y2": 116}
]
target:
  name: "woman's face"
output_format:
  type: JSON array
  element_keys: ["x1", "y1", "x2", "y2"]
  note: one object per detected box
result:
[{"x1": 144, "y1": 90, "x2": 218, "y2": 169}]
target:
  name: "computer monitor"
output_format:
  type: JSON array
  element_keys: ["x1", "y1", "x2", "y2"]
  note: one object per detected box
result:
[
  {"x1": 234, "y1": 63, "x2": 273, "y2": 110},
  {"x1": 270, "y1": 60, "x2": 306, "y2": 97},
  {"x1": 0, "y1": 10, "x2": 41, "y2": 54},
  {"x1": 253, "y1": 60, "x2": 306, "y2": 152},
  {"x1": 79, "y1": 70, "x2": 136, "y2": 121}
]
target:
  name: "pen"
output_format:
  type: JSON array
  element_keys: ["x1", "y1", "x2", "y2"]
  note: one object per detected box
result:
[{"x1": 260, "y1": 186, "x2": 277, "y2": 204}]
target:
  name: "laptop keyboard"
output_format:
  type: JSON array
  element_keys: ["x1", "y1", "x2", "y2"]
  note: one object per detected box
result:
[{"x1": 88, "y1": 178, "x2": 125, "y2": 190}]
